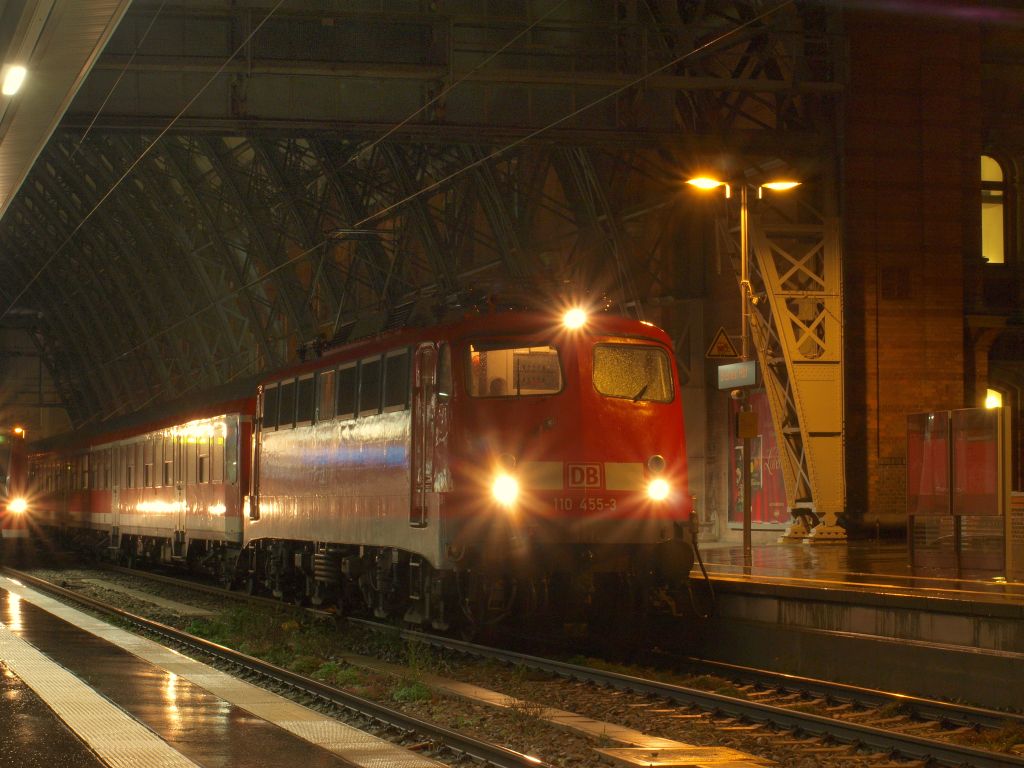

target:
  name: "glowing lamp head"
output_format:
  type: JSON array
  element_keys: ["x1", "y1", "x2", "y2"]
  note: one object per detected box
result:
[
  {"x1": 646, "y1": 478, "x2": 670, "y2": 502},
  {"x1": 761, "y1": 180, "x2": 801, "y2": 191},
  {"x1": 7, "y1": 497, "x2": 27, "y2": 515},
  {"x1": 686, "y1": 177, "x2": 725, "y2": 190},
  {"x1": 562, "y1": 307, "x2": 588, "y2": 330},
  {"x1": 2, "y1": 65, "x2": 26, "y2": 96},
  {"x1": 12, "y1": 426, "x2": 23, "y2": 436},
  {"x1": 491, "y1": 473, "x2": 519, "y2": 508}
]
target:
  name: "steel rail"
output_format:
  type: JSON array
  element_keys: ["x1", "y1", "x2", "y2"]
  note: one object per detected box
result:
[
  {"x1": 85, "y1": 565, "x2": 1024, "y2": 767},
  {"x1": 681, "y1": 656, "x2": 1024, "y2": 730},
  {"x1": 367, "y1": 621, "x2": 1024, "y2": 768},
  {"x1": 2, "y1": 567, "x2": 553, "y2": 768}
]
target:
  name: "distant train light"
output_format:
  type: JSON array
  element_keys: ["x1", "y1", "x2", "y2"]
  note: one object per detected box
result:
[
  {"x1": 491, "y1": 473, "x2": 519, "y2": 507},
  {"x1": 563, "y1": 308, "x2": 588, "y2": 330},
  {"x1": 7, "y1": 497, "x2": 28, "y2": 514},
  {"x1": 646, "y1": 478, "x2": 670, "y2": 502}
]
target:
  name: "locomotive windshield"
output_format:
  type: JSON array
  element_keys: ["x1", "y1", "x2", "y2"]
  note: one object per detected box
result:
[
  {"x1": 469, "y1": 343, "x2": 562, "y2": 397},
  {"x1": 593, "y1": 343, "x2": 674, "y2": 402}
]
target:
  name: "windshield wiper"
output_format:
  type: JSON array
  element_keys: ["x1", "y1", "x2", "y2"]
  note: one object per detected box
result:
[{"x1": 632, "y1": 383, "x2": 649, "y2": 402}]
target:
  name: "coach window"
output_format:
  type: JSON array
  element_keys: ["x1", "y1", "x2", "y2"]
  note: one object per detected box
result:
[
  {"x1": 163, "y1": 450, "x2": 173, "y2": 487},
  {"x1": 359, "y1": 355, "x2": 383, "y2": 415},
  {"x1": 224, "y1": 419, "x2": 238, "y2": 484},
  {"x1": 262, "y1": 383, "x2": 279, "y2": 430},
  {"x1": 212, "y1": 430, "x2": 225, "y2": 483},
  {"x1": 153, "y1": 439, "x2": 163, "y2": 486},
  {"x1": 336, "y1": 362, "x2": 358, "y2": 419},
  {"x1": 296, "y1": 374, "x2": 315, "y2": 426},
  {"x1": 143, "y1": 440, "x2": 154, "y2": 488},
  {"x1": 198, "y1": 442, "x2": 210, "y2": 484},
  {"x1": 278, "y1": 378, "x2": 297, "y2": 429},
  {"x1": 383, "y1": 348, "x2": 410, "y2": 411},
  {"x1": 317, "y1": 368, "x2": 336, "y2": 422},
  {"x1": 126, "y1": 451, "x2": 135, "y2": 489},
  {"x1": 186, "y1": 437, "x2": 197, "y2": 485}
]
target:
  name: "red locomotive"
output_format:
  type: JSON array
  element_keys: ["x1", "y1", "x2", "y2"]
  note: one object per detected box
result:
[{"x1": 24, "y1": 308, "x2": 696, "y2": 631}]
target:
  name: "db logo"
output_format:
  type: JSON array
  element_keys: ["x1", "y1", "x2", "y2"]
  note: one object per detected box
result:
[{"x1": 567, "y1": 463, "x2": 603, "y2": 489}]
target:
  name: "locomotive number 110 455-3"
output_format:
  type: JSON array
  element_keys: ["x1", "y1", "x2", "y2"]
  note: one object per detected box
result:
[{"x1": 553, "y1": 496, "x2": 618, "y2": 512}]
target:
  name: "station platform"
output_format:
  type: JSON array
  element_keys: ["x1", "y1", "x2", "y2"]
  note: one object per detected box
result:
[
  {"x1": 0, "y1": 574, "x2": 443, "y2": 768},
  {"x1": 689, "y1": 538, "x2": 1024, "y2": 710},
  {"x1": 693, "y1": 538, "x2": 1024, "y2": 607}
]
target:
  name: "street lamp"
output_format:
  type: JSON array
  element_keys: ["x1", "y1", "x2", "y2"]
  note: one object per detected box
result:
[
  {"x1": 686, "y1": 176, "x2": 800, "y2": 360},
  {"x1": 687, "y1": 174, "x2": 800, "y2": 567}
]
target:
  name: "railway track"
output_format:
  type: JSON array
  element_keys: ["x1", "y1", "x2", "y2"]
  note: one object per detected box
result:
[
  {"x1": 14, "y1": 563, "x2": 1024, "y2": 768},
  {"x1": 2, "y1": 566, "x2": 553, "y2": 768},
  {"x1": 377, "y1": 625, "x2": 1024, "y2": 768}
]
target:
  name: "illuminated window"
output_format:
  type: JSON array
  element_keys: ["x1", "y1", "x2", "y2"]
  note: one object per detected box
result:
[
  {"x1": 468, "y1": 343, "x2": 563, "y2": 397},
  {"x1": 981, "y1": 155, "x2": 1005, "y2": 265},
  {"x1": 985, "y1": 389, "x2": 1003, "y2": 409}
]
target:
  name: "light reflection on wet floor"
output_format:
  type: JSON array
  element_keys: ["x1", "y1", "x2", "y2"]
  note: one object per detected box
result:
[
  {"x1": 694, "y1": 541, "x2": 1024, "y2": 603},
  {"x1": 0, "y1": 589, "x2": 354, "y2": 768}
]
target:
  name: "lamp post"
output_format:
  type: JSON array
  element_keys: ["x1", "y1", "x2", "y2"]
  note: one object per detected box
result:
[{"x1": 688, "y1": 175, "x2": 800, "y2": 568}]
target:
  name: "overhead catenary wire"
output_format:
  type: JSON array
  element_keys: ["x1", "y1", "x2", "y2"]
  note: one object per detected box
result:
[
  {"x1": 18, "y1": 1, "x2": 795, "y2": 416},
  {"x1": 68, "y1": 0, "x2": 169, "y2": 162}
]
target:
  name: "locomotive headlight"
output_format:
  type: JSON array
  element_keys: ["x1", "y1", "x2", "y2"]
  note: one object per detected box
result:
[
  {"x1": 646, "y1": 478, "x2": 670, "y2": 502},
  {"x1": 491, "y1": 473, "x2": 520, "y2": 508},
  {"x1": 562, "y1": 307, "x2": 588, "y2": 330},
  {"x1": 7, "y1": 497, "x2": 28, "y2": 515}
]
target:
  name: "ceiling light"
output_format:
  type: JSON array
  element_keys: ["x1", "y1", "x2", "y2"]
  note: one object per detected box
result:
[{"x1": 2, "y1": 65, "x2": 27, "y2": 96}]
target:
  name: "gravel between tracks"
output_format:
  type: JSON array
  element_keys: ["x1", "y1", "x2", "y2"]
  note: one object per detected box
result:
[{"x1": 24, "y1": 567, "x2": 957, "y2": 768}]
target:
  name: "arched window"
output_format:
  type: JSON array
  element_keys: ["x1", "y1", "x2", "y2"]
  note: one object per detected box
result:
[{"x1": 981, "y1": 155, "x2": 1005, "y2": 265}]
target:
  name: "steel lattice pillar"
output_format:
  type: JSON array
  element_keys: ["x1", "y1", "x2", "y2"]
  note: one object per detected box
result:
[{"x1": 721, "y1": 184, "x2": 846, "y2": 541}]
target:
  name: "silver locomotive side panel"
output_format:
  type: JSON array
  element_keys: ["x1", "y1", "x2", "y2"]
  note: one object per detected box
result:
[{"x1": 248, "y1": 410, "x2": 445, "y2": 565}]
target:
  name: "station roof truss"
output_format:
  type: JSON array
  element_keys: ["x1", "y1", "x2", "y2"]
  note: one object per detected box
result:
[{"x1": 0, "y1": 0, "x2": 843, "y2": 427}]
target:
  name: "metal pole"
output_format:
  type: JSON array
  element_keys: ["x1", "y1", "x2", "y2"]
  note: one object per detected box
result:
[
  {"x1": 739, "y1": 184, "x2": 750, "y2": 361},
  {"x1": 739, "y1": 185, "x2": 752, "y2": 568},
  {"x1": 742, "y1": 407, "x2": 752, "y2": 570}
]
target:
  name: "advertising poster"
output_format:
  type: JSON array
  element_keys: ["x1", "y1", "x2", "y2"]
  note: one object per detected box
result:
[{"x1": 729, "y1": 390, "x2": 788, "y2": 528}]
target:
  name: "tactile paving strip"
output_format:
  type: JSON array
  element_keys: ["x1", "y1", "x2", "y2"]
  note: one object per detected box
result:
[
  {"x1": 0, "y1": 621, "x2": 201, "y2": 768},
  {"x1": 1, "y1": 576, "x2": 443, "y2": 768}
]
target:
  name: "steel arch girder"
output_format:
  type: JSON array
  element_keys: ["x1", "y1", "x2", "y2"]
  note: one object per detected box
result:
[
  {"x1": 0, "y1": 225, "x2": 116, "y2": 423},
  {"x1": 2, "y1": 184, "x2": 142, "y2": 417}
]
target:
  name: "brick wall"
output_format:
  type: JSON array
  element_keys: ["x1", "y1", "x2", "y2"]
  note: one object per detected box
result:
[{"x1": 843, "y1": 9, "x2": 981, "y2": 529}]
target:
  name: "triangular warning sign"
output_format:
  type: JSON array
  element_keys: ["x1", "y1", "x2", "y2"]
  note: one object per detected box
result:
[{"x1": 705, "y1": 327, "x2": 740, "y2": 358}]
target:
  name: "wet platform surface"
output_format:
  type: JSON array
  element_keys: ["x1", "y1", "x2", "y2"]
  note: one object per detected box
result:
[
  {"x1": 694, "y1": 539, "x2": 1024, "y2": 607},
  {"x1": 0, "y1": 586, "x2": 353, "y2": 768},
  {"x1": 0, "y1": 661, "x2": 106, "y2": 768},
  {"x1": 0, "y1": 576, "x2": 444, "y2": 768}
]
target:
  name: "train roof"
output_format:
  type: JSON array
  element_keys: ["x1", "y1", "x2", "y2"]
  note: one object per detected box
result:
[
  {"x1": 271, "y1": 309, "x2": 673, "y2": 383},
  {"x1": 29, "y1": 377, "x2": 258, "y2": 454}
]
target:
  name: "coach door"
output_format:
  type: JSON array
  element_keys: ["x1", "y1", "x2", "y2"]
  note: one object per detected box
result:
[{"x1": 411, "y1": 343, "x2": 438, "y2": 527}]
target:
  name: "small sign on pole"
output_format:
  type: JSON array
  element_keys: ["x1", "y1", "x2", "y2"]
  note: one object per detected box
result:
[
  {"x1": 718, "y1": 360, "x2": 757, "y2": 390},
  {"x1": 705, "y1": 327, "x2": 740, "y2": 359}
]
